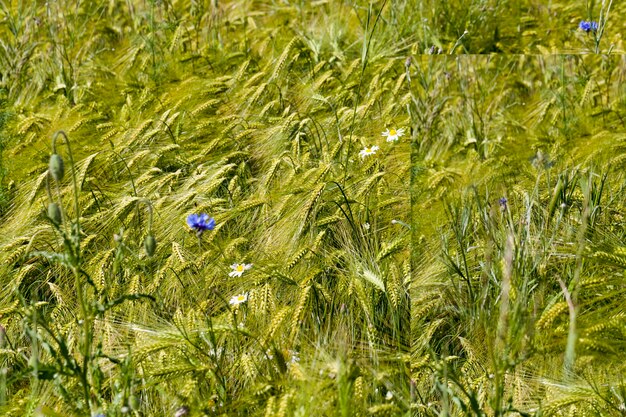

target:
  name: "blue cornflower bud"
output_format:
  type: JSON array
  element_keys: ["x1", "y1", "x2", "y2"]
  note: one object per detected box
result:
[
  {"x1": 186, "y1": 213, "x2": 215, "y2": 236},
  {"x1": 579, "y1": 20, "x2": 598, "y2": 33}
]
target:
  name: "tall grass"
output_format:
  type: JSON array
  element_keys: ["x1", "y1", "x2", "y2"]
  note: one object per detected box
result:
[
  {"x1": 2, "y1": 1, "x2": 626, "y2": 416},
  {"x1": 418, "y1": 0, "x2": 625, "y2": 53},
  {"x1": 0, "y1": 1, "x2": 409, "y2": 416},
  {"x1": 410, "y1": 55, "x2": 626, "y2": 415}
]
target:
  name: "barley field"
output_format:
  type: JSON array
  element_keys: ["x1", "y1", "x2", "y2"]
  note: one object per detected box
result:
[{"x1": 0, "y1": 1, "x2": 624, "y2": 417}]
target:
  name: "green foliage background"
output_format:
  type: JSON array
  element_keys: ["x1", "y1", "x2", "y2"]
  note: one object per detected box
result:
[
  {"x1": 411, "y1": 55, "x2": 626, "y2": 415},
  {"x1": 419, "y1": 0, "x2": 626, "y2": 53},
  {"x1": 0, "y1": 0, "x2": 626, "y2": 416},
  {"x1": 0, "y1": 1, "x2": 410, "y2": 416}
]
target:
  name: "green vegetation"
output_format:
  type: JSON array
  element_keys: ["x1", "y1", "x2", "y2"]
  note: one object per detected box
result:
[
  {"x1": 411, "y1": 55, "x2": 626, "y2": 415},
  {"x1": 0, "y1": 1, "x2": 409, "y2": 416},
  {"x1": 1, "y1": 1, "x2": 626, "y2": 416},
  {"x1": 420, "y1": 0, "x2": 625, "y2": 53}
]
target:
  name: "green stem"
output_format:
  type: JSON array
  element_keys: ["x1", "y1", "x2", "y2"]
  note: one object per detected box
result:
[
  {"x1": 559, "y1": 276, "x2": 576, "y2": 372},
  {"x1": 52, "y1": 131, "x2": 81, "y2": 264},
  {"x1": 52, "y1": 130, "x2": 91, "y2": 411},
  {"x1": 344, "y1": 0, "x2": 387, "y2": 185},
  {"x1": 74, "y1": 266, "x2": 92, "y2": 412}
]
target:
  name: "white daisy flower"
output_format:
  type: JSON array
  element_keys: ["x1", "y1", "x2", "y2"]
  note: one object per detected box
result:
[
  {"x1": 174, "y1": 406, "x2": 189, "y2": 417},
  {"x1": 385, "y1": 391, "x2": 393, "y2": 400},
  {"x1": 359, "y1": 145, "x2": 379, "y2": 159},
  {"x1": 288, "y1": 350, "x2": 300, "y2": 365},
  {"x1": 229, "y1": 293, "x2": 248, "y2": 306},
  {"x1": 229, "y1": 263, "x2": 252, "y2": 277},
  {"x1": 382, "y1": 127, "x2": 405, "y2": 142}
]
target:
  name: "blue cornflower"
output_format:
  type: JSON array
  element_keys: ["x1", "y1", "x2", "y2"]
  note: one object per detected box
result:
[
  {"x1": 186, "y1": 213, "x2": 215, "y2": 236},
  {"x1": 498, "y1": 197, "x2": 508, "y2": 211},
  {"x1": 579, "y1": 20, "x2": 598, "y2": 33}
]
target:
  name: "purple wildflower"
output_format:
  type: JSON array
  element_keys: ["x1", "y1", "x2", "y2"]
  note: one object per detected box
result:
[
  {"x1": 579, "y1": 20, "x2": 598, "y2": 33},
  {"x1": 186, "y1": 213, "x2": 215, "y2": 236}
]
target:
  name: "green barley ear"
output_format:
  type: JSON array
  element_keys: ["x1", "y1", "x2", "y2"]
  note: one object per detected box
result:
[
  {"x1": 47, "y1": 202, "x2": 62, "y2": 225},
  {"x1": 49, "y1": 153, "x2": 65, "y2": 181},
  {"x1": 144, "y1": 234, "x2": 157, "y2": 257}
]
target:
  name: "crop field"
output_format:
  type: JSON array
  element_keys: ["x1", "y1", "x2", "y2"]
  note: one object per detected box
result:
[
  {"x1": 0, "y1": 1, "x2": 624, "y2": 417},
  {"x1": 412, "y1": 54, "x2": 626, "y2": 415}
]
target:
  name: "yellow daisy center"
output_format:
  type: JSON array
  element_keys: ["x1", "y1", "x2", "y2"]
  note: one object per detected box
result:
[
  {"x1": 236, "y1": 265, "x2": 244, "y2": 272},
  {"x1": 389, "y1": 129, "x2": 396, "y2": 136},
  {"x1": 237, "y1": 295, "x2": 246, "y2": 302}
]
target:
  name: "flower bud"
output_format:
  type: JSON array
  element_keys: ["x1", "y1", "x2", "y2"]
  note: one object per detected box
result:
[
  {"x1": 143, "y1": 235, "x2": 156, "y2": 257},
  {"x1": 49, "y1": 154, "x2": 65, "y2": 181},
  {"x1": 48, "y1": 202, "x2": 62, "y2": 225},
  {"x1": 128, "y1": 395, "x2": 140, "y2": 410}
]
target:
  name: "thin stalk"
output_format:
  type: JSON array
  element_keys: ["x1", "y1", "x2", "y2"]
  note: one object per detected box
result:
[
  {"x1": 52, "y1": 131, "x2": 81, "y2": 262},
  {"x1": 344, "y1": 0, "x2": 387, "y2": 185},
  {"x1": 52, "y1": 131, "x2": 91, "y2": 411},
  {"x1": 595, "y1": 0, "x2": 614, "y2": 53},
  {"x1": 563, "y1": 176, "x2": 591, "y2": 375}
]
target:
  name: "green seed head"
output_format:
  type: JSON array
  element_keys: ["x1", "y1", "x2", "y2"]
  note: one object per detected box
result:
[
  {"x1": 143, "y1": 234, "x2": 157, "y2": 257},
  {"x1": 49, "y1": 154, "x2": 65, "y2": 181},
  {"x1": 48, "y1": 203, "x2": 62, "y2": 225}
]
